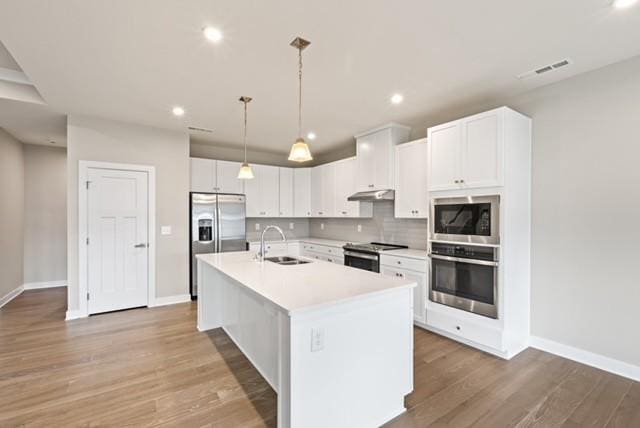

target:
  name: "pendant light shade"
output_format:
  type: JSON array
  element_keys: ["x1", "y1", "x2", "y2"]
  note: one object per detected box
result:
[
  {"x1": 288, "y1": 137, "x2": 313, "y2": 162},
  {"x1": 237, "y1": 162, "x2": 254, "y2": 179},
  {"x1": 288, "y1": 37, "x2": 313, "y2": 163},
  {"x1": 237, "y1": 96, "x2": 254, "y2": 179}
]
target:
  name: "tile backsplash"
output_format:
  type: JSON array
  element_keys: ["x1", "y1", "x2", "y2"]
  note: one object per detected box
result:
[
  {"x1": 246, "y1": 218, "x2": 310, "y2": 242},
  {"x1": 309, "y1": 202, "x2": 428, "y2": 249}
]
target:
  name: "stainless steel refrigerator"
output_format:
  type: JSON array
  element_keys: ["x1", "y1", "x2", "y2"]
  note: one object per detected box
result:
[{"x1": 190, "y1": 193, "x2": 246, "y2": 298}]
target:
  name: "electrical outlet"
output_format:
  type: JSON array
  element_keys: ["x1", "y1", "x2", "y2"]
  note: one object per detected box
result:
[
  {"x1": 357, "y1": 224, "x2": 362, "y2": 232},
  {"x1": 255, "y1": 223, "x2": 260, "y2": 231},
  {"x1": 160, "y1": 226, "x2": 172, "y2": 235},
  {"x1": 311, "y1": 328, "x2": 324, "y2": 352},
  {"x1": 289, "y1": 222, "x2": 294, "y2": 230},
  {"x1": 320, "y1": 223, "x2": 325, "y2": 230}
]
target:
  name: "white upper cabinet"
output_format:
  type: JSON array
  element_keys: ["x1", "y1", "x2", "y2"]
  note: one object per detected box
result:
[
  {"x1": 216, "y1": 160, "x2": 244, "y2": 194},
  {"x1": 334, "y1": 157, "x2": 372, "y2": 217},
  {"x1": 245, "y1": 164, "x2": 279, "y2": 217},
  {"x1": 293, "y1": 168, "x2": 311, "y2": 217},
  {"x1": 395, "y1": 139, "x2": 428, "y2": 218},
  {"x1": 190, "y1": 158, "x2": 215, "y2": 192},
  {"x1": 428, "y1": 108, "x2": 506, "y2": 191},
  {"x1": 310, "y1": 166, "x2": 323, "y2": 216},
  {"x1": 355, "y1": 123, "x2": 411, "y2": 192},
  {"x1": 279, "y1": 168, "x2": 294, "y2": 217},
  {"x1": 320, "y1": 163, "x2": 336, "y2": 218},
  {"x1": 190, "y1": 158, "x2": 243, "y2": 194}
]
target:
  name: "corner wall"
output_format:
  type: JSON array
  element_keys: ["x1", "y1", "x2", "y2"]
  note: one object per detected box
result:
[
  {"x1": 66, "y1": 115, "x2": 190, "y2": 312},
  {"x1": 0, "y1": 128, "x2": 24, "y2": 303}
]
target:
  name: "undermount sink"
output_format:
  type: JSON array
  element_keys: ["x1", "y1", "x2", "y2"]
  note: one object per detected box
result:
[{"x1": 264, "y1": 256, "x2": 311, "y2": 265}]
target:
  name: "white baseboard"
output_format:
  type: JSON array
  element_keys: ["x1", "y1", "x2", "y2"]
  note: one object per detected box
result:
[
  {"x1": 0, "y1": 285, "x2": 24, "y2": 309},
  {"x1": 150, "y1": 294, "x2": 191, "y2": 307},
  {"x1": 65, "y1": 309, "x2": 86, "y2": 320},
  {"x1": 530, "y1": 336, "x2": 640, "y2": 382},
  {"x1": 23, "y1": 280, "x2": 67, "y2": 290}
]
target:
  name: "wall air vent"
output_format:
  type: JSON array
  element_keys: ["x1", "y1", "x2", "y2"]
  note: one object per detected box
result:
[
  {"x1": 517, "y1": 58, "x2": 572, "y2": 80},
  {"x1": 188, "y1": 126, "x2": 214, "y2": 133}
]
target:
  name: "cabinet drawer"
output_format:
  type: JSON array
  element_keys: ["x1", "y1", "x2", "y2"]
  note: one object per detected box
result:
[
  {"x1": 301, "y1": 242, "x2": 342, "y2": 257},
  {"x1": 427, "y1": 310, "x2": 503, "y2": 351},
  {"x1": 249, "y1": 242, "x2": 288, "y2": 256},
  {"x1": 380, "y1": 255, "x2": 426, "y2": 273}
]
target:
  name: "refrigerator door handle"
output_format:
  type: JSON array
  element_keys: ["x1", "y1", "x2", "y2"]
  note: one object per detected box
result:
[{"x1": 216, "y1": 199, "x2": 221, "y2": 253}]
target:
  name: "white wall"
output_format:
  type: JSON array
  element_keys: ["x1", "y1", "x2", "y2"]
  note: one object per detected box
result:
[
  {"x1": 507, "y1": 56, "x2": 640, "y2": 367},
  {"x1": 66, "y1": 115, "x2": 190, "y2": 312},
  {"x1": 0, "y1": 128, "x2": 24, "y2": 301},
  {"x1": 23, "y1": 144, "x2": 67, "y2": 284}
]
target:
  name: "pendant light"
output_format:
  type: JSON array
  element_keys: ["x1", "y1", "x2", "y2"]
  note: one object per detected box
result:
[
  {"x1": 237, "y1": 96, "x2": 255, "y2": 179},
  {"x1": 288, "y1": 37, "x2": 313, "y2": 162}
]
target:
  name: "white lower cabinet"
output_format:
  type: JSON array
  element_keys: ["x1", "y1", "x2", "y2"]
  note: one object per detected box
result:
[
  {"x1": 425, "y1": 309, "x2": 504, "y2": 351},
  {"x1": 380, "y1": 255, "x2": 427, "y2": 325},
  {"x1": 300, "y1": 242, "x2": 344, "y2": 265}
]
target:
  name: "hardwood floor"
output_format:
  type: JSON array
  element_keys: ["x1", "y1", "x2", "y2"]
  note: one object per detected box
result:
[{"x1": 1, "y1": 288, "x2": 638, "y2": 427}]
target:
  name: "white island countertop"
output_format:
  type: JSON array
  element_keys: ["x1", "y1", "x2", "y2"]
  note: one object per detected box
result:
[{"x1": 196, "y1": 251, "x2": 415, "y2": 315}]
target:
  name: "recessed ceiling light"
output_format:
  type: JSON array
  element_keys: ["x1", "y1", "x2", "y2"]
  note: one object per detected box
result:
[
  {"x1": 391, "y1": 93, "x2": 404, "y2": 104},
  {"x1": 203, "y1": 26, "x2": 223, "y2": 42},
  {"x1": 307, "y1": 132, "x2": 317, "y2": 140},
  {"x1": 613, "y1": 0, "x2": 638, "y2": 8},
  {"x1": 172, "y1": 106, "x2": 185, "y2": 117}
]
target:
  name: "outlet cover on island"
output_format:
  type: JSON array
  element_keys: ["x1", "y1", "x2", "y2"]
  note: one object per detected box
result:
[
  {"x1": 289, "y1": 222, "x2": 294, "y2": 230},
  {"x1": 320, "y1": 223, "x2": 325, "y2": 230},
  {"x1": 357, "y1": 224, "x2": 362, "y2": 232},
  {"x1": 161, "y1": 226, "x2": 172, "y2": 235},
  {"x1": 255, "y1": 223, "x2": 260, "y2": 231}
]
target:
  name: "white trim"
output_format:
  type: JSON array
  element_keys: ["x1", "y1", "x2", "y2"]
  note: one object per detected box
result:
[
  {"x1": 65, "y1": 309, "x2": 85, "y2": 320},
  {"x1": 0, "y1": 285, "x2": 23, "y2": 309},
  {"x1": 530, "y1": 336, "x2": 640, "y2": 382},
  {"x1": 77, "y1": 161, "x2": 156, "y2": 318},
  {"x1": 23, "y1": 280, "x2": 67, "y2": 290},
  {"x1": 0, "y1": 66, "x2": 32, "y2": 85},
  {"x1": 150, "y1": 294, "x2": 191, "y2": 307}
]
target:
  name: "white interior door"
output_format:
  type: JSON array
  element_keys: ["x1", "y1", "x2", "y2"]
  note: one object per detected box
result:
[{"x1": 87, "y1": 167, "x2": 149, "y2": 314}]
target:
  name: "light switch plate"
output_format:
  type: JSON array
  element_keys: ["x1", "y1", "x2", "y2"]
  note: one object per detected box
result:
[
  {"x1": 255, "y1": 223, "x2": 260, "y2": 231},
  {"x1": 320, "y1": 223, "x2": 325, "y2": 230},
  {"x1": 357, "y1": 224, "x2": 362, "y2": 232},
  {"x1": 311, "y1": 328, "x2": 324, "y2": 352},
  {"x1": 289, "y1": 222, "x2": 294, "y2": 230},
  {"x1": 161, "y1": 226, "x2": 172, "y2": 235}
]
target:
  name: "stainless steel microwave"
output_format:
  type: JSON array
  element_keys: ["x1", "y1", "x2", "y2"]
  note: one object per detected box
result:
[{"x1": 431, "y1": 195, "x2": 500, "y2": 245}]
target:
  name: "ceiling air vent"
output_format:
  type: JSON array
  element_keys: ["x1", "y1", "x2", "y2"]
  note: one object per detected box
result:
[
  {"x1": 188, "y1": 126, "x2": 213, "y2": 133},
  {"x1": 517, "y1": 59, "x2": 572, "y2": 80}
]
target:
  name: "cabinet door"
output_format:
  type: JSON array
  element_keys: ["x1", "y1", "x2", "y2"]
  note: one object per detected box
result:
[
  {"x1": 372, "y1": 129, "x2": 394, "y2": 189},
  {"x1": 215, "y1": 160, "x2": 244, "y2": 194},
  {"x1": 461, "y1": 110, "x2": 503, "y2": 188},
  {"x1": 293, "y1": 168, "x2": 311, "y2": 217},
  {"x1": 334, "y1": 158, "x2": 360, "y2": 217},
  {"x1": 395, "y1": 140, "x2": 428, "y2": 218},
  {"x1": 190, "y1": 158, "x2": 215, "y2": 192},
  {"x1": 428, "y1": 122, "x2": 462, "y2": 191},
  {"x1": 279, "y1": 168, "x2": 294, "y2": 217},
  {"x1": 244, "y1": 165, "x2": 261, "y2": 217},
  {"x1": 310, "y1": 166, "x2": 323, "y2": 216},
  {"x1": 356, "y1": 134, "x2": 377, "y2": 191},
  {"x1": 259, "y1": 165, "x2": 280, "y2": 217},
  {"x1": 321, "y1": 163, "x2": 336, "y2": 217},
  {"x1": 380, "y1": 267, "x2": 426, "y2": 324}
]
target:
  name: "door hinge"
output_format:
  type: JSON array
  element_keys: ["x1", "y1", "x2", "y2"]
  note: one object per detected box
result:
[
  {"x1": 86, "y1": 292, "x2": 90, "y2": 301},
  {"x1": 86, "y1": 237, "x2": 90, "y2": 245},
  {"x1": 85, "y1": 180, "x2": 91, "y2": 189}
]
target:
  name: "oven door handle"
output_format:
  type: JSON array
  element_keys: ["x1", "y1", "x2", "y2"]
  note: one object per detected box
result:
[
  {"x1": 344, "y1": 250, "x2": 378, "y2": 261},
  {"x1": 428, "y1": 254, "x2": 499, "y2": 267}
]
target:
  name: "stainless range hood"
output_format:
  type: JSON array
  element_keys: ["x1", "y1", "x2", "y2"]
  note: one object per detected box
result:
[{"x1": 347, "y1": 189, "x2": 395, "y2": 202}]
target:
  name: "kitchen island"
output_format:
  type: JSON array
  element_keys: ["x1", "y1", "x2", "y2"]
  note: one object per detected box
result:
[{"x1": 196, "y1": 251, "x2": 416, "y2": 428}]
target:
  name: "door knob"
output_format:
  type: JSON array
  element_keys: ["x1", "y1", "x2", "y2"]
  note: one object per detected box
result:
[{"x1": 134, "y1": 243, "x2": 148, "y2": 248}]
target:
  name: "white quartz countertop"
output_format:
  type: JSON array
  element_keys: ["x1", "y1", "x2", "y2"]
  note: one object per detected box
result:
[
  {"x1": 383, "y1": 248, "x2": 428, "y2": 260},
  {"x1": 196, "y1": 251, "x2": 416, "y2": 315}
]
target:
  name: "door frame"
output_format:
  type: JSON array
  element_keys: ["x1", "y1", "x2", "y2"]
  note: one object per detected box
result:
[{"x1": 78, "y1": 160, "x2": 156, "y2": 317}]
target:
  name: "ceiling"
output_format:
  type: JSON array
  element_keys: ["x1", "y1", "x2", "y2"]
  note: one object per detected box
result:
[{"x1": 1, "y1": 0, "x2": 639, "y2": 154}]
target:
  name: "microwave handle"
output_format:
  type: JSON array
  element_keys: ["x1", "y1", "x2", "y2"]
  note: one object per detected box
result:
[{"x1": 428, "y1": 253, "x2": 498, "y2": 267}]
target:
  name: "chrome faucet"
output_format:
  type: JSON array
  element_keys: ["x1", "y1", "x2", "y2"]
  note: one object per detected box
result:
[{"x1": 258, "y1": 225, "x2": 287, "y2": 262}]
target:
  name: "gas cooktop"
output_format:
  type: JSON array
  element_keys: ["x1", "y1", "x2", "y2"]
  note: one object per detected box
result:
[{"x1": 343, "y1": 242, "x2": 408, "y2": 253}]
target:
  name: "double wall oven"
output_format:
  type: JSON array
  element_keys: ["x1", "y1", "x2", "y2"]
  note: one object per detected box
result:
[{"x1": 429, "y1": 195, "x2": 500, "y2": 319}]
